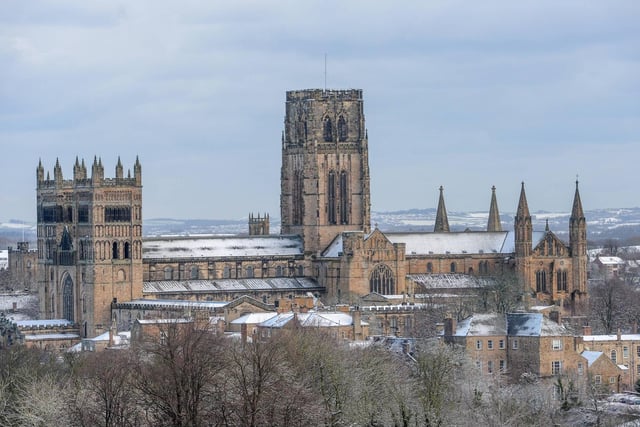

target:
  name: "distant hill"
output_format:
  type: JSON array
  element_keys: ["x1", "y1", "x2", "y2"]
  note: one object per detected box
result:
[{"x1": 3, "y1": 207, "x2": 640, "y2": 248}]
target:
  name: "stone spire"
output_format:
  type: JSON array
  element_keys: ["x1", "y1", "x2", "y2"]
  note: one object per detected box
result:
[
  {"x1": 434, "y1": 186, "x2": 450, "y2": 232},
  {"x1": 514, "y1": 182, "x2": 532, "y2": 258},
  {"x1": 36, "y1": 159, "x2": 44, "y2": 183},
  {"x1": 571, "y1": 179, "x2": 585, "y2": 221},
  {"x1": 115, "y1": 156, "x2": 123, "y2": 179},
  {"x1": 486, "y1": 185, "x2": 502, "y2": 232}
]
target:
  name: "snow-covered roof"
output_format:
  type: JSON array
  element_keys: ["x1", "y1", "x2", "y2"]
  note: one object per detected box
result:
[
  {"x1": 596, "y1": 256, "x2": 625, "y2": 265},
  {"x1": 581, "y1": 350, "x2": 603, "y2": 367},
  {"x1": 409, "y1": 274, "x2": 491, "y2": 289},
  {"x1": 259, "y1": 311, "x2": 360, "y2": 329},
  {"x1": 16, "y1": 319, "x2": 74, "y2": 328},
  {"x1": 454, "y1": 314, "x2": 506, "y2": 337},
  {"x1": 143, "y1": 235, "x2": 303, "y2": 259},
  {"x1": 583, "y1": 334, "x2": 640, "y2": 342},
  {"x1": 322, "y1": 230, "x2": 548, "y2": 257},
  {"x1": 136, "y1": 318, "x2": 192, "y2": 325},
  {"x1": 23, "y1": 333, "x2": 80, "y2": 341},
  {"x1": 143, "y1": 277, "x2": 321, "y2": 294},
  {"x1": 117, "y1": 299, "x2": 228, "y2": 310},
  {"x1": 507, "y1": 313, "x2": 569, "y2": 337},
  {"x1": 231, "y1": 312, "x2": 278, "y2": 324}
]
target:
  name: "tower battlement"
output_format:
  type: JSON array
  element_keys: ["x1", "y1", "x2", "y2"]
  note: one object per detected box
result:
[
  {"x1": 286, "y1": 89, "x2": 363, "y2": 102},
  {"x1": 37, "y1": 156, "x2": 142, "y2": 189}
]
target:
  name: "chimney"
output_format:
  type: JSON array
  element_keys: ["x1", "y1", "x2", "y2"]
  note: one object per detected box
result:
[
  {"x1": 444, "y1": 315, "x2": 456, "y2": 342},
  {"x1": 583, "y1": 325, "x2": 593, "y2": 336},
  {"x1": 617, "y1": 328, "x2": 622, "y2": 341},
  {"x1": 241, "y1": 323, "x2": 248, "y2": 344},
  {"x1": 352, "y1": 309, "x2": 362, "y2": 341},
  {"x1": 633, "y1": 321, "x2": 638, "y2": 335}
]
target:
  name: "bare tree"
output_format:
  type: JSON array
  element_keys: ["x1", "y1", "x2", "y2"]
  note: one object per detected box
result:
[{"x1": 133, "y1": 319, "x2": 226, "y2": 427}]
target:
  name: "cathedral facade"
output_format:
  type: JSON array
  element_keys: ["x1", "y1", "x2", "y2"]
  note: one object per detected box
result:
[{"x1": 36, "y1": 88, "x2": 588, "y2": 337}]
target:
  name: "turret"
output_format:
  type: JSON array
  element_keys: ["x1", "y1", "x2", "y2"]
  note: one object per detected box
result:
[
  {"x1": 514, "y1": 182, "x2": 532, "y2": 257},
  {"x1": 487, "y1": 185, "x2": 502, "y2": 232},
  {"x1": 434, "y1": 186, "x2": 450, "y2": 232},
  {"x1": 91, "y1": 156, "x2": 104, "y2": 185},
  {"x1": 570, "y1": 180, "x2": 587, "y2": 294},
  {"x1": 54, "y1": 158, "x2": 63, "y2": 185},
  {"x1": 134, "y1": 156, "x2": 142, "y2": 186},
  {"x1": 115, "y1": 156, "x2": 123, "y2": 180},
  {"x1": 36, "y1": 159, "x2": 44, "y2": 184}
]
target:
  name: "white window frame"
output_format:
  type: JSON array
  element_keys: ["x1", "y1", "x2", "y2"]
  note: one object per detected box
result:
[{"x1": 552, "y1": 339, "x2": 562, "y2": 351}]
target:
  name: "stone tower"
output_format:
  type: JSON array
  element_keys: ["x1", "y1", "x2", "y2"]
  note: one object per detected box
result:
[
  {"x1": 569, "y1": 181, "x2": 587, "y2": 295},
  {"x1": 37, "y1": 156, "x2": 143, "y2": 337},
  {"x1": 280, "y1": 89, "x2": 371, "y2": 254}
]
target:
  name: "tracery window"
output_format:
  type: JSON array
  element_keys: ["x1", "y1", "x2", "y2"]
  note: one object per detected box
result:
[
  {"x1": 63, "y1": 275, "x2": 74, "y2": 322},
  {"x1": 292, "y1": 171, "x2": 304, "y2": 225},
  {"x1": 328, "y1": 171, "x2": 337, "y2": 224},
  {"x1": 536, "y1": 270, "x2": 547, "y2": 292},
  {"x1": 337, "y1": 115, "x2": 347, "y2": 141},
  {"x1": 339, "y1": 171, "x2": 349, "y2": 224},
  {"x1": 369, "y1": 264, "x2": 395, "y2": 295},
  {"x1": 323, "y1": 117, "x2": 333, "y2": 142},
  {"x1": 124, "y1": 242, "x2": 131, "y2": 259},
  {"x1": 246, "y1": 266, "x2": 254, "y2": 278},
  {"x1": 556, "y1": 270, "x2": 567, "y2": 292}
]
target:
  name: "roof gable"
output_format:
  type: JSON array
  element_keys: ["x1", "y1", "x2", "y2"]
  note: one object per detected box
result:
[{"x1": 533, "y1": 231, "x2": 568, "y2": 257}]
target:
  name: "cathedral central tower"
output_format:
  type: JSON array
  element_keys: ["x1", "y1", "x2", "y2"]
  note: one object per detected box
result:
[{"x1": 280, "y1": 89, "x2": 371, "y2": 254}]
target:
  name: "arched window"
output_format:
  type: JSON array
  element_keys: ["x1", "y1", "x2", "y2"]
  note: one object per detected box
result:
[
  {"x1": 427, "y1": 262, "x2": 433, "y2": 273},
  {"x1": 339, "y1": 171, "x2": 349, "y2": 224},
  {"x1": 164, "y1": 266, "x2": 173, "y2": 280},
  {"x1": 63, "y1": 275, "x2": 74, "y2": 322},
  {"x1": 323, "y1": 116, "x2": 333, "y2": 142},
  {"x1": 557, "y1": 270, "x2": 567, "y2": 292},
  {"x1": 124, "y1": 242, "x2": 131, "y2": 259},
  {"x1": 328, "y1": 171, "x2": 337, "y2": 224},
  {"x1": 190, "y1": 266, "x2": 199, "y2": 279},
  {"x1": 337, "y1": 115, "x2": 347, "y2": 141},
  {"x1": 536, "y1": 270, "x2": 547, "y2": 293},
  {"x1": 468, "y1": 267, "x2": 474, "y2": 274},
  {"x1": 246, "y1": 266, "x2": 254, "y2": 278},
  {"x1": 292, "y1": 170, "x2": 303, "y2": 225},
  {"x1": 369, "y1": 264, "x2": 395, "y2": 295},
  {"x1": 276, "y1": 266, "x2": 283, "y2": 277},
  {"x1": 450, "y1": 262, "x2": 456, "y2": 273},
  {"x1": 112, "y1": 242, "x2": 118, "y2": 260}
]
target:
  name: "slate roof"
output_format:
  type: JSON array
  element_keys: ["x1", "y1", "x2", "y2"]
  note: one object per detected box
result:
[
  {"x1": 143, "y1": 235, "x2": 303, "y2": 259},
  {"x1": 322, "y1": 230, "x2": 548, "y2": 257},
  {"x1": 454, "y1": 313, "x2": 506, "y2": 336},
  {"x1": 453, "y1": 312, "x2": 571, "y2": 337},
  {"x1": 143, "y1": 277, "x2": 321, "y2": 294},
  {"x1": 259, "y1": 312, "x2": 362, "y2": 329},
  {"x1": 409, "y1": 274, "x2": 492, "y2": 289}
]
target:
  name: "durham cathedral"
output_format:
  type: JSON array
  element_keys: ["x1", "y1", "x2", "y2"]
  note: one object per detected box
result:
[{"x1": 34, "y1": 89, "x2": 588, "y2": 338}]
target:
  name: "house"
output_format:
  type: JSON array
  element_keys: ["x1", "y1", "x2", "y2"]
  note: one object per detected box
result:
[
  {"x1": 582, "y1": 329, "x2": 640, "y2": 390},
  {"x1": 444, "y1": 312, "x2": 584, "y2": 381},
  {"x1": 593, "y1": 256, "x2": 625, "y2": 280},
  {"x1": 581, "y1": 350, "x2": 627, "y2": 392},
  {"x1": 256, "y1": 310, "x2": 368, "y2": 342}
]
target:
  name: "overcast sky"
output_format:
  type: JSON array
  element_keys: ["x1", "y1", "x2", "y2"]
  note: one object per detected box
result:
[{"x1": 1, "y1": 1, "x2": 638, "y2": 222}]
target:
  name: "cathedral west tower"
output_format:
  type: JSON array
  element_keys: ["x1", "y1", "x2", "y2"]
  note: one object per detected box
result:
[{"x1": 280, "y1": 89, "x2": 371, "y2": 254}]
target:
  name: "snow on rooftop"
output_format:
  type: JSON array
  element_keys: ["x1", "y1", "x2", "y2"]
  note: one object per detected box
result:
[
  {"x1": 143, "y1": 235, "x2": 303, "y2": 259},
  {"x1": 16, "y1": 319, "x2": 74, "y2": 328},
  {"x1": 581, "y1": 350, "x2": 603, "y2": 367},
  {"x1": 259, "y1": 311, "x2": 358, "y2": 329},
  {"x1": 231, "y1": 312, "x2": 278, "y2": 324},
  {"x1": 23, "y1": 333, "x2": 80, "y2": 341},
  {"x1": 596, "y1": 256, "x2": 625, "y2": 265},
  {"x1": 143, "y1": 277, "x2": 320, "y2": 294},
  {"x1": 583, "y1": 334, "x2": 640, "y2": 342},
  {"x1": 455, "y1": 314, "x2": 506, "y2": 337},
  {"x1": 0, "y1": 250, "x2": 7, "y2": 269},
  {"x1": 118, "y1": 299, "x2": 228, "y2": 309},
  {"x1": 409, "y1": 274, "x2": 491, "y2": 289}
]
